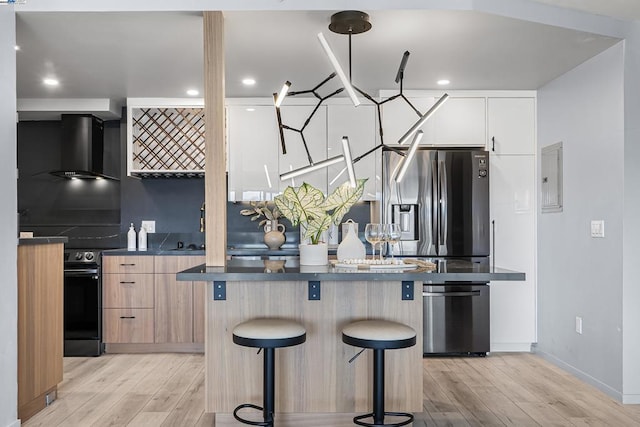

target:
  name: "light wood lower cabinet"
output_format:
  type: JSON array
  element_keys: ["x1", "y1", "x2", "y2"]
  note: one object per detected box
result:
[
  {"x1": 103, "y1": 308, "x2": 155, "y2": 343},
  {"x1": 18, "y1": 242, "x2": 64, "y2": 422},
  {"x1": 102, "y1": 254, "x2": 205, "y2": 351}
]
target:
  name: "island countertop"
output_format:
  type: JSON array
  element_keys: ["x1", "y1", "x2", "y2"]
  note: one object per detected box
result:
[{"x1": 176, "y1": 258, "x2": 525, "y2": 283}]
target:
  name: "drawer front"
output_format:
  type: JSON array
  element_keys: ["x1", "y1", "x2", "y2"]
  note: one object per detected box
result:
[
  {"x1": 103, "y1": 274, "x2": 154, "y2": 308},
  {"x1": 102, "y1": 256, "x2": 154, "y2": 274},
  {"x1": 103, "y1": 308, "x2": 154, "y2": 343},
  {"x1": 154, "y1": 255, "x2": 205, "y2": 274}
]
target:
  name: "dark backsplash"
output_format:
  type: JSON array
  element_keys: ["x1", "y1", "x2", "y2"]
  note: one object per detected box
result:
[{"x1": 18, "y1": 118, "x2": 371, "y2": 250}]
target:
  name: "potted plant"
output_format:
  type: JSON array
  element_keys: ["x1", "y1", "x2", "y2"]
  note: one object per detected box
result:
[
  {"x1": 239, "y1": 201, "x2": 286, "y2": 250},
  {"x1": 274, "y1": 179, "x2": 367, "y2": 265}
]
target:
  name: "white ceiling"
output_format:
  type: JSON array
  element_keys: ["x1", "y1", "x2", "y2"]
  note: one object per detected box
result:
[{"x1": 14, "y1": 5, "x2": 627, "y2": 119}]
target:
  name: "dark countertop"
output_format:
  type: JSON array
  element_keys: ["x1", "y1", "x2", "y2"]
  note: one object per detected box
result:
[
  {"x1": 18, "y1": 236, "x2": 68, "y2": 245},
  {"x1": 176, "y1": 259, "x2": 525, "y2": 283},
  {"x1": 103, "y1": 248, "x2": 206, "y2": 256}
]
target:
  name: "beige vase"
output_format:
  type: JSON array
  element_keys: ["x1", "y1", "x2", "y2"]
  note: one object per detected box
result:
[{"x1": 264, "y1": 220, "x2": 286, "y2": 250}]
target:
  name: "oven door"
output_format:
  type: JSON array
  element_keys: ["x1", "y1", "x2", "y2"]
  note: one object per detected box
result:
[{"x1": 64, "y1": 267, "x2": 103, "y2": 356}]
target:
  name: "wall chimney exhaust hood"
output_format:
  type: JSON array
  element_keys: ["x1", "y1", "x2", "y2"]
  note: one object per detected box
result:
[{"x1": 50, "y1": 114, "x2": 118, "y2": 180}]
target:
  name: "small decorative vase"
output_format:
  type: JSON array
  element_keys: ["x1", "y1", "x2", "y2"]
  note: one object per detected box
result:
[
  {"x1": 299, "y1": 242, "x2": 328, "y2": 266},
  {"x1": 264, "y1": 220, "x2": 286, "y2": 250},
  {"x1": 337, "y1": 219, "x2": 366, "y2": 261}
]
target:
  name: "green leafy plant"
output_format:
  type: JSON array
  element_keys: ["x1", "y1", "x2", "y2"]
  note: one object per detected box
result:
[
  {"x1": 239, "y1": 201, "x2": 281, "y2": 229},
  {"x1": 274, "y1": 179, "x2": 367, "y2": 244}
]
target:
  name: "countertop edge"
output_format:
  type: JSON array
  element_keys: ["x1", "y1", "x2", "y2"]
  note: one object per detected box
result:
[
  {"x1": 18, "y1": 236, "x2": 68, "y2": 245},
  {"x1": 176, "y1": 263, "x2": 526, "y2": 282}
]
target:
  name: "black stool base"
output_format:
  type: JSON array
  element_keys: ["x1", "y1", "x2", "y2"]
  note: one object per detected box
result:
[
  {"x1": 353, "y1": 411, "x2": 414, "y2": 427},
  {"x1": 233, "y1": 403, "x2": 273, "y2": 427}
]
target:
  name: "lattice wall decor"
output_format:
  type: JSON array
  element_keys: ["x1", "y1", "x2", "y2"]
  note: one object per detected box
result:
[{"x1": 129, "y1": 107, "x2": 206, "y2": 178}]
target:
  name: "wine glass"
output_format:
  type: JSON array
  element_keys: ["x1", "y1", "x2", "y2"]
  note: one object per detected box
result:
[
  {"x1": 386, "y1": 224, "x2": 402, "y2": 260},
  {"x1": 364, "y1": 223, "x2": 381, "y2": 261}
]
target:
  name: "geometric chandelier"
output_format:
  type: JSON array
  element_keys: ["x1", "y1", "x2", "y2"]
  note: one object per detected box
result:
[{"x1": 274, "y1": 10, "x2": 449, "y2": 184}]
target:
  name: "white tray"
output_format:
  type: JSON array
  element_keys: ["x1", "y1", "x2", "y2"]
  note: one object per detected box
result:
[{"x1": 333, "y1": 262, "x2": 418, "y2": 270}]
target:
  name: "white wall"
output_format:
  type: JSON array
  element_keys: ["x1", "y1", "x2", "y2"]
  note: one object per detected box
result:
[
  {"x1": 622, "y1": 27, "x2": 640, "y2": 404},
  {"x1": 0, "y1": 7, "x2": 19, "y2": 427},
  {"x1": 537, "y1": 43, "x2": 625, "y2": 398}
]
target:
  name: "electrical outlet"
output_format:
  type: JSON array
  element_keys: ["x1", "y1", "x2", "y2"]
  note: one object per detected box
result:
[
  {"x1": 591, "y1": 220, "x2": 604, "y2": 238},
  {"x1": 575, "y1": 316, "x2": 583, "y2": 334},
  {"x1": 141, "y1": 220, "x2": 156, "y2": 233}
]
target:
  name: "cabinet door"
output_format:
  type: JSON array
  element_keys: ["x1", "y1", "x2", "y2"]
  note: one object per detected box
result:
[
  {"x1": 488, "y1": 97, "x2": 535, "y2": 155},
  {"x1": 103, "y1": 308, "x2": 154, "y2": 343},
  {"x1": 327, "y1": 104, "x2": 376, "y2": 199},
  {"x1": 279, "y1": 105, "x2": 328, "y2": 193},
  {"x1": 227, "y1": 105, "x2": 280, "y2": 201},
  {"x1": 102, "y1": 255, "x2": 154, "y2": 274},
  {"x1": 381, "y1": 97, "x2": 435, "y2": 146},
  {"x1": 155, "y1": 275, "x2": 193, "y2": 343},
  {"x1": 193, "y1": 281, "x2": 207, "y2": 343},
  {"x1": 433, "y1": 97, "x2": 486, "y2": 146},
  {"x1": 103, "y1": 274, "x2": 154, "y2": 308},
  {"x1": 489, "y1": 155, "x2": 536, "y2": 346}
]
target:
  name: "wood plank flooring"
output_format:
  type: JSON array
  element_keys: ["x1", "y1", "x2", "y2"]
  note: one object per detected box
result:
[{"x1": 24, "y1": 352, "x2": 640, "y2": 426}]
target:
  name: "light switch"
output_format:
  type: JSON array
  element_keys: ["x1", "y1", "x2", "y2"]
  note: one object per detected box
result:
[
  {"x1": 141, "y1": 220, "x2": 156, "y2": 233},
  {"x1": 590, "y1": 220, "x2": 604, "y2": 238}
]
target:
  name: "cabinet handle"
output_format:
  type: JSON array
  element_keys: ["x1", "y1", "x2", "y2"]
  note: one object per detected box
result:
[
  {"x1": 120, "y1": 281, "x2": 135, "y2": 284},
  {"x1": 120, "y1": 263, "x2": 136, "y2": 266},
  {"x1": 119, "y1": 316, "x2": 136, "y2": 319},
  {"x1": 491, "y1": 136, "x2": 495, "y2": 152}
]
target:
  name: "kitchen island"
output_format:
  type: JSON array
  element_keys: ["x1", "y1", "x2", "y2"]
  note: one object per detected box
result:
[{"x1": 177, "y1": 259, "x2": 524, "y2": 421}]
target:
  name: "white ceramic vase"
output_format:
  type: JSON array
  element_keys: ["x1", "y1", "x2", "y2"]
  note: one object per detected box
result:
[
  {"x1": 299, "y1": 242, "x2": 328, "y2": 266},
  {"x1": 337, "y1": 219, "x2": 366, "y2": 261}
]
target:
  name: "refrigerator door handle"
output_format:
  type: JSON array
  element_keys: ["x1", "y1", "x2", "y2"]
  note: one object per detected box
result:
[
  {"x1": 439, "y1": 159, "x2": 448, "y2": 251},
  {"x1": 431, "y1": 158, "x2": 438, "y2": 248}
]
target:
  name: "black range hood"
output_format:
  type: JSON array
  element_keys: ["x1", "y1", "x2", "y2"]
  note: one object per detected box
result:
[{"x1": 50, "y1": 114, "x2": 118, "y2": 180}]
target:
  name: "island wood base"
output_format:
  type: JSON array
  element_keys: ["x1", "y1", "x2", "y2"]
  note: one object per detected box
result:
[{"x1": 205, "y1": 280, "x2": 423, "y2": 414}]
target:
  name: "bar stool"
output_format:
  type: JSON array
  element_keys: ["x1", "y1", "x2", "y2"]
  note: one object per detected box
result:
[
  {"x1": 232, "y1": 318, "x2": 306, "y2": 427},
  {"x1": 342, "y1": 319, "x2": 417, "y2": 427}
]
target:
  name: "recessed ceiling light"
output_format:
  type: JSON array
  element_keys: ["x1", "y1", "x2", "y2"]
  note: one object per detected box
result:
[
  {"x1": 43, "y1": 78, "x2": 59, "y2": 86},
  {"x1": 437, "y1": 79, "x2": 450, "y2": 86},
  {"x1": 246, "y1": 108, "x2": 256, "y2": 112},
  {"x1": 186, "y1": 89, "x2": 199, "y2": 96},
  {"x1": 14, "y1": 45, "x2": 20, "y2": 51},
  {"x1": 242, "y1": 78, "x2": 256, "y2": 86}
]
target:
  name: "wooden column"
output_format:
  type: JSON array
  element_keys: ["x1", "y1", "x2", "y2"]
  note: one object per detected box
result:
[{"x1": 203, "y1": 11, "x2": 226, "y2": 267}]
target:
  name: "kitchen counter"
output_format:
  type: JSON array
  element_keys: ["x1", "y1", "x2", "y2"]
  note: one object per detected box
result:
[
  {"x1": 177, "y1": 258, "x2": 524, "y2": 283},
  {"x1": 18, "y1": 236, "x2": 68, "y2": 245},
  {"x1": 179, "y1": 258, "x2": 524, "y2": 418},
  {"x1": 103, "y1": 248, "x2": 206, "y2": 256}
]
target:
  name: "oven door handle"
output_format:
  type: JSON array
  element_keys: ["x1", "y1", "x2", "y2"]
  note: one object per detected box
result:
[
  {"x1": 423, "y1": 291, "x2": 481, "y2": 297},
  {"x1": 64, "y1": 269, "x2": 99, "y2": 275}
]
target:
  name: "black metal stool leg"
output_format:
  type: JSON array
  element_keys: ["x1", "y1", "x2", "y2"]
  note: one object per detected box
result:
[
  {"x1": 264, "y1": 347, "x2": 275, "y2": 425},
  {"x1": 373, "y1": 348, "x2": 385, "y2": 425}
]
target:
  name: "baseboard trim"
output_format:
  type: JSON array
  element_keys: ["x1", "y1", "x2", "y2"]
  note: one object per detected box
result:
[
  {"x1": 623, "y1": 394, "x2": 640, "y2": 404},
  {"x1": 490, "y1": 342, "x2": 532, "y2": 352},
  {"x1": 6, "y1": 419, "x2": 21, "y2": 427},
  {"x1": 534, "y1": 348, "x2": 624, "y2": 402},
  {"x1": 104, "y1": 343, "x2": 204, "y2": 354}
]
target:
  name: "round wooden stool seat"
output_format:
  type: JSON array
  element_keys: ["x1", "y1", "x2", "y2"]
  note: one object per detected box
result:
[
  {"x1": 342, "y1": 319, "x2": 416, "y2": 349},
  {"x1": 233, "y1": 318, "x2": 306, "y2": 349}
]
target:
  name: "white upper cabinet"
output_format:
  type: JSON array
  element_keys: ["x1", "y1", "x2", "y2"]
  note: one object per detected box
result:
[
  {"x1": 227, "y1": 105, "x2": 280, "y2": 201},
  {"x1": 278, "y1": 104, "x2": 328, "y2": 193},
  {"x1": 433, "y1": 97, "x2": 486, "y2": 146},
  {"x1": 381, "y1": 96, "x2": 485, "y2": 146},
  {"x1": 327, "y1": 104, "x2": 377, "y2": 200},
  {"x1": 487, "y1": 97, "x2": 536, "y2": 155},
  {"x1": 380, "y1": 97, "x2": 435, "y2": 146}
]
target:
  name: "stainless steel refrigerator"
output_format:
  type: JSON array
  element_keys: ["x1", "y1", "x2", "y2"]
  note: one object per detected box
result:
[
  {"x1": 382, "y1": 148, "x2": 490, "y2": 259},
  {"x1": 382, "y1": 148, "x2": 490, "y2": 355}
]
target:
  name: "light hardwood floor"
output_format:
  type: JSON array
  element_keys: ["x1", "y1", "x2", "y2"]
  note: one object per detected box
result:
[{"x1": 24, "y1": 353, "x2": 640, "y2": 426}]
